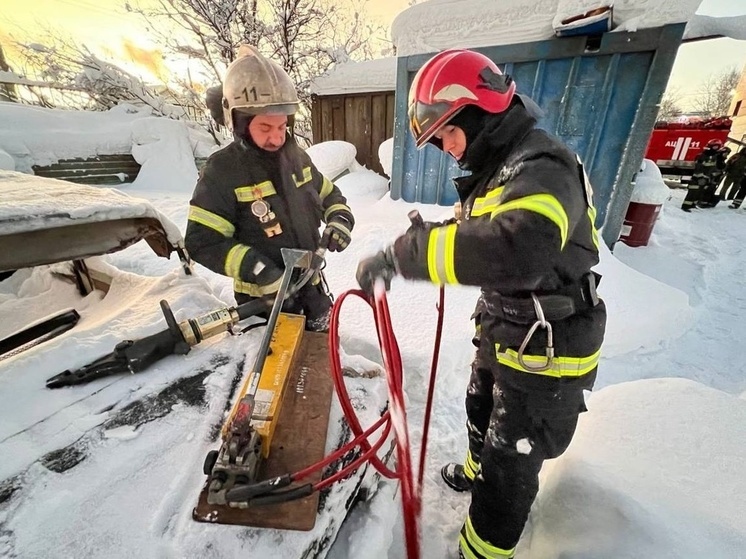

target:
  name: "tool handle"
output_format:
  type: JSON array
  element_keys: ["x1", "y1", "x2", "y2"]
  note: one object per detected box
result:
[{"x1": 407, "y1": 210, "x2": 425, "y2": 229}]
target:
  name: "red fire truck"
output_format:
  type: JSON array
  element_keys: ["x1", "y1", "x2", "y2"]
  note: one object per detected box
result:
[{"x1": 644, "y1": 117, "x2": 732, "y2": 178}]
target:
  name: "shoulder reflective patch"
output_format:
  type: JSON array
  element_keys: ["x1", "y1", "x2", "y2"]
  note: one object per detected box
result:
[
  {"x1": 293, "y1": 166, "x2": 313, "y2": 187},
  {"x1": 471, "y1": 186, "x2": 505, "y2": 217}
]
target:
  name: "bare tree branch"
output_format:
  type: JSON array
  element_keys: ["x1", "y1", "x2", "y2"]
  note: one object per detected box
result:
[
  {"x1": 125, "y1": 0, "x2": 387, "y2": 139},
  {"x1": 658, "y1": 87, "x2": 683, "y2": 121},
  {"x1": 693, "y1": 67, "x2": 740, "y2": 118}
]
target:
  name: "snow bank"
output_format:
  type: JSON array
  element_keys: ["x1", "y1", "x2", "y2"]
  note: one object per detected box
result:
[
  {"x1": 306, "y1": 140, "x2": 357, "y2": 180},
  {"x1": 0, "y1": 147, "x2": 13, "y2": 170},
  {"x1": 378, "y1": 138, "x2": 394, "y2": 178},
  {"x1": 595, "y1": 240, "x2": 692, "y2": 358},
  {"x1": 131, "y1": 118, "x2": 198, "y2": 193},
  {"x1": 335, "y1": 168, "x2": 389, "y2": 206},
  {"x1": 525, "y1": 378, "x2": 746, "y2": 558}
]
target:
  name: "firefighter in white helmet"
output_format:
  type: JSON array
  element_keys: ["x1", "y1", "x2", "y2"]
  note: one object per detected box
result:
[{"x1": 186, "y1": 45, "x2": 354, "y2": 331}]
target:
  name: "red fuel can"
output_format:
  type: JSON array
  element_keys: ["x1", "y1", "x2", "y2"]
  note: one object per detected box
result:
[{"x1": 619, "y1": 202, "x2": 662, "y2": 247}]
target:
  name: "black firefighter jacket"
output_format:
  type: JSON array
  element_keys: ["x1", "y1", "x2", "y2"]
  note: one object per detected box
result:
[
  {"x1": 185, "y1": 136, "x2": 352, "y2": 297},
  {"x1": 692, "y1": 148, "x2": 727, "y2": 185},
  {"x1": 393, "y1": 104, "x2": 606, "y2": 375}
]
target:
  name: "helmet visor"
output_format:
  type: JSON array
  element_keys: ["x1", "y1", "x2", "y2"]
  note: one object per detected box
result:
[{"x1": 408, "y1": 99, "x2": 455, "y2": 148}]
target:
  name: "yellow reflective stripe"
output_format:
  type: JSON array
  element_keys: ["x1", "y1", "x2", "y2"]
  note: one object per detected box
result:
[
  {"x1": 496, "y1": 346, "x2": 601, "y2": 378},
  {"x1": 234, "y1": 181, "x2": 276, "y2": 202},
  {"x1": 471, "y1": 187, "x2": 504, "y2": 217},
  {"x1": 462, "y1": 516, "x2": 516, "y2": 558},
  {"x1": 328, "y1": 220, "x2": 351, "y2": 237},
  {"x1": 319, "y1": 176, "x2": 335, "y2": 200},
  {"x1": 233, "y1": 277, "x2": 282, "y2": 296},
  {"x1": 324, "y1": 203, "x2": 351, "y2": 222},
  {"x1": 459, "y1": 537, "x2": 481, "y2": 559},
  {"x1": 293, "y1": 166, "x2": 313, "y2": 187},
  {"x1": 188, "y1": 206, "x2": 235, "y2": 237},
  {"x1": 463, "y1": 450, "x2": 480, "y2": 480},
  {"x1": 224, "y1": 244, "x2": 250, "y2": 279},
  {"x1": 491, "y1": 193, "x2": 569, "y2": 249},
  {"x1": 427, "y1": 224, "x2": 459, "y2": 285},
  {"x1": 588, "y1": 206, "x2": 600, "y2": 250}
]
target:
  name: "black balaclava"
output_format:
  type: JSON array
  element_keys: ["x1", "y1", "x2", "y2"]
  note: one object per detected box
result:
[
  {"x1": 450, "y1": 98, "x2": 536, "y2": 174},
  {"x1": 447, "y1": 104, "x2": 492, "y2": 150}
]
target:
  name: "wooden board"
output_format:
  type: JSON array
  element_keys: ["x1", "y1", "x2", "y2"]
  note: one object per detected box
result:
[{"x1": 192, "y1": 331, "x2": 333, "y2": 531}]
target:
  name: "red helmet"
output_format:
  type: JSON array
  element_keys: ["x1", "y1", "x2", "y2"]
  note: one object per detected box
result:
[
  {"x1": 408, "y1": 49, "x2": 517, "y2": 148},
  {"x1": 706, "y1": 139, "x2": 724, "y2": 150}
]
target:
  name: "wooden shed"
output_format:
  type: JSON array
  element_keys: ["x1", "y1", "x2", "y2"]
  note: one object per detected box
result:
[{"x1": 310, "y1": 58, "x2": 397, "y2": 176}]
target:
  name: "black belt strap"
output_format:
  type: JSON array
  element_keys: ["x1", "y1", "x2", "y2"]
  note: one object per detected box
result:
[{"x1": 485, "y1": 272, "x2": 600, "y2": 324}]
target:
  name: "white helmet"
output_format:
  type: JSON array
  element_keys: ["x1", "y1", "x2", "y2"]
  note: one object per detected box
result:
[{"x1": 222, "y1": 44, "x2": 299, "y2": 132}]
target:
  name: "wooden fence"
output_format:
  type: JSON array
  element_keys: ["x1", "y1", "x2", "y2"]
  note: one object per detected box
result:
[{"x1": 311, "y1": 91, "x2": 395, "y2": 176}]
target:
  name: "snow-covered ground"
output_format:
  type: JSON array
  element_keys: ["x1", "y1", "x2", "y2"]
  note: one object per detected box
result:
[{"x1": 2, "y1": 113, "x2": 746, "y2": 558}]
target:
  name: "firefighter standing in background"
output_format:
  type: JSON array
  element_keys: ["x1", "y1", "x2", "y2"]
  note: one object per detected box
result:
[
  {"x1": 728, "y1": 167, "x2": 746, "y2": 209},
  {"x1": 720, "y1": 147, "x2": 746, "y2": 202},
  {"x1": 356, "y1": 49, "x2": 606, "y2": 559},
  {"x1": 681, "y1": 139, "x2": 728, "y2": 211},
  {"x1": 185, "y1": 45, "x2": 354, "y2": 332}
]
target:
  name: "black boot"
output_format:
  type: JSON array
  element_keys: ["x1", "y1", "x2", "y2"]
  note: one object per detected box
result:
[{"x1": 441, "y1": 463, "x2": 472, "y2": 492}]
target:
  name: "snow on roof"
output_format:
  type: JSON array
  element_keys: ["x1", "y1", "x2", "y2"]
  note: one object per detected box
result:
[
  {"x1": 310, "y1": 57, "x2": 397, "y2": 96},
  {"x1": 391, "y1": 0, "x2": 744, "y2": 57}
]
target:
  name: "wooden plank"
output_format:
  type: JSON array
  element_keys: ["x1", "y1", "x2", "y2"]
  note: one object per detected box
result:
[
  {"x1": 192, "y1": 331, "x2": 333, "y2": 531},
  {"x1": 345, "y1": 95, "x2": 371, "y2": 169},
  {"x1": 370, "y1": 94, "x2": 388, "y2": 175},
  {"x1": 331, "y1": 97, "x2": 345, "y2": 141},
  {"x1": 385, "y1": 92, "x2": 396, "y2": 139},
  {"x1": 320, "y1": 97, "x2": 334, "y2": 143}
]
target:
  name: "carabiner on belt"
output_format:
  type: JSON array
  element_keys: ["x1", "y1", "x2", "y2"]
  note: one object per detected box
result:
[{"x1": 517, "y1": 294, "x2": 555, "y2": 372}]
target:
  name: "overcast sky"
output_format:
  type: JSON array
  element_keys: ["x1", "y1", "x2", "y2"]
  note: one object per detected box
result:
[{"x1": 1, "y1": 0, "x2": 745, "y2": 111}]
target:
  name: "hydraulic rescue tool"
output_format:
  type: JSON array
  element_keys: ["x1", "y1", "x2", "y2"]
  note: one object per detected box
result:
[
  {"x1": 201, "y1": 248, "x2": 320, "y2": 508},
  {"x1": 44, "y1": 245, "x2": 324, "y2": 389}
]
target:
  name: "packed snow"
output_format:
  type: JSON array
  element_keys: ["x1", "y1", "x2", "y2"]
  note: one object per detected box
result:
[{"x1": 2, "y1": 108, "x2": 746, "y2": 559}]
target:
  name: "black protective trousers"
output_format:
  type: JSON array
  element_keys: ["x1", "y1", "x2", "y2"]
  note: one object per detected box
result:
[{"x1": 462, "y1": 300, "x2": 606, "y2": 555}]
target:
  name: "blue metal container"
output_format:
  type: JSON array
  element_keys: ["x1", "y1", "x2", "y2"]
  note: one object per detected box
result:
[{"x1": 390, "y1": 24, "x2": 685, "y2": 247}]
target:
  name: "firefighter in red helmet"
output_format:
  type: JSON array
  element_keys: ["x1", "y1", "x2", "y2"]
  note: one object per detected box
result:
[{"x1": 357, "y1": 49, "x2": 606, "y2": 558}]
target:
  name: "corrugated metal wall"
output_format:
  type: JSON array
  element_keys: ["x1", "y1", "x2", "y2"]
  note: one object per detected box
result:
[{"x1": 390, "y1": 25, "x2": 685, "y2": 247}]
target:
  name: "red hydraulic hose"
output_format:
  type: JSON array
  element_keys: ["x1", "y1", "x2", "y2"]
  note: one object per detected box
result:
[{"x1": 323, "y1": 285, "x2": 445, "y2": 559}]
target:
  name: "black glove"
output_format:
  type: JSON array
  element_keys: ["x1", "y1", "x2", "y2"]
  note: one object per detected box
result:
[
  {"x1": 251, "y1": 257, "x2": 284, "y2": 296},
  {"x1": 323, "y1": 215, "x2": 353, "y2": 252},
  {"x1": 356, "y1": 247, "x2": 397, "y2": 296}
]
